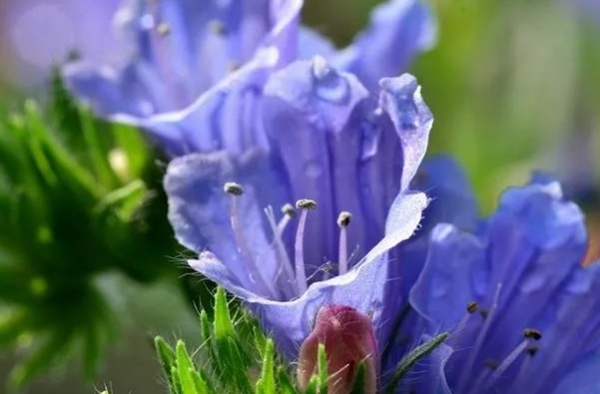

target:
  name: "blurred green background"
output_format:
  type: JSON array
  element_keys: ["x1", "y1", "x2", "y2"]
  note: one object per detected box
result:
[{"x1": 0, "y1": 0, "x2": 599, "y2": 392}]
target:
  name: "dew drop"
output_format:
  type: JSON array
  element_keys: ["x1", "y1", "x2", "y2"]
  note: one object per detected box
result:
[
  {"x1": 304, "y1": 161, "x2": 323, "y2": 178},
  {"x1": 139, "y1": 14, "x2": 155, "y2": 30},
  {"x1": 311, "y1": 56, "x2": 349, "y2": 104}
]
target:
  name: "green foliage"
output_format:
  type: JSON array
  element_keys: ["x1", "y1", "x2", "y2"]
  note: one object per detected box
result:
[
  {"x1": 0, "y1": 73, "x2": 180, "y2": 389},
  {"x1": 154, "y1": 289, "x2": 450, "y2": 394},
  {"x1": 154, "y1": 288, "x2": 298, "y2": 394}
]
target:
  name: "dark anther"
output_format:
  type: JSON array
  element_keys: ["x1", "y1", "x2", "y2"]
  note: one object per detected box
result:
[
  {"x1": 209, "y1": 20, "x2": 227, "y2": 35},
  {"x1": 296, "y1": 199, "x2": 317, "y2": 210},
  {"x1": 224, "y1": 182, "x2": 244, "y2": 196},
  {"x1": 526, "y1": 346, "x2": 539, "y2": 357},
  {"x1": 281, "y1": 203, "x2": 296, "y2": 218},
  {"x1": 467, "y1": 301, "x2": 479, "y2": 314},
  {"x1": 523, "y1": 328, "x2": 542, "y2": 341},
  {"x1": 337, "y1": 211, "x2": 352, "y2": 227},
  {"x1": 479, "y1": 309, "x2": 489, "y2": 320},
  {"x1": 484, "y1": 359, "x2": 499, "y2": 370}
]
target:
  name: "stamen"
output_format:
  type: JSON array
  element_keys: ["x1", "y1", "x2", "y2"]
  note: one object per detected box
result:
[
  {"x1": 467, "y1": 301, "x2": 479, "y2": 314},
  {"x1": 484, "y1": 359, "x2": 499, "y2": 370},
  {"x1": 224, "y1": 182, "x2": 244, "y2": 196},
  {"x1": 157, "y1": 22, "x2": 170, "y2": 36},
  {"x1": 277, "y1": 203, "x2": 295, "y2": 233},
  {"x1": 209, "y1": 20, "x2": 227, "y2": 36},
  {"x1": 483, "y1": 329, "x2": 542, "y2": 391},
  {"x1": 511, "y1": 346, "x2": 537, "y2": 391},
  {"x1": 526, "y1": 345, "x2": 539, "y2": 356},
  {"x1": 281, "y1": 203, "x2": 297, "y2": 218},
  {"x1": 457, "y1": 284, "x2": 502, "y2": 393},
  {"x1": 523, "y1": 328, "x2": 542, "y2": 341},
  {"x1": 223, "y1": 182, "x2": 270, "y2": 295},
  {"x1": 294, "y1": 199, "x2": 317, "y2": 294},
  {"x1": 451, "y1": 301, "x2": 479, "y2": 346},
  {"x1": 337, "y1": 211, "x2": 352, "y2": 275},
  {"x1": 264, "y1": 207, "x2": 295, "y2": 293}
]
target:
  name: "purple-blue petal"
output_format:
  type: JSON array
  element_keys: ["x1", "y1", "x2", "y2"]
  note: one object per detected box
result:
[
  {"x1": 164, "y1": 151, "x2": 285, "y2": 299},
  {"x1": 63, "y1": 0, "x2": 303, "y2": 155},
  {"x1": 379, "y1": 75, "x2": 433, "y2": 191},
  {"x1": 332, "y1": 0, "x2": 436, "y2": 90},
  {"x1": 409, "y1": 224, "x2": 485, "y2": 331},
  {"x1": 262, "y1": 57, "x2": 371, "y2": 266},
  {"x1": 232, "y1": 191, "x2": 427, "y2": 358},
  {"x1": 551, "y1": 353, "x2": 600, "y2": 394}
]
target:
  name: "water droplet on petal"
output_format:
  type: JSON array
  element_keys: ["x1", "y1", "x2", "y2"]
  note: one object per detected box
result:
[
  {"x1": 304, "y1": 161, "x2": 323, "y2": 178},
  {"x1": 139, "y1": 14, "x2": 155, "y2": 30},
  {"x1": 311, "y1": 56, "x2": 349, "y2": 104},
  {"x1": 520, "y1": 275, "x2": 545, "y2": 293}
]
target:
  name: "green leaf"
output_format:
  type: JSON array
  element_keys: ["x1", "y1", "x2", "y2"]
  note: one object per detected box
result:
[
  {"x1": 384, "y1": 332, "x2": 450, "y2": 394},
  {"x1": 255, "y1": 339, "x2": 275, "y2": 394},
  {"x1": 349, "y1": 362, "x2": 366, "y2": 394},
  {"x1": 317, "y1": 343, "x2": 328, "y2": 392},
  {"x1": 9, "y1": 329, "x2": 73, "y2": 389},
  {"x1": 276, "y1": 366, "x2": 297, "y2": 394},
  {"x1": 213, "y1": 287, "x2": 235, "y2": 339},
  {"x1": 79, "y1": 108, "x2": 118, "y2": 187},
  {"x1": 155, "y1": 336, "x2": 177, "y2": 391},
  {"x1": 190, "y1": 369, "x2": 211, "y2": 394},
  {"x1": 176, "y1": 340, "x2": 199, "y2": 394}
]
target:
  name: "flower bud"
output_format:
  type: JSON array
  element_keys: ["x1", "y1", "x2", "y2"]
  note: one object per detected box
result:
[{"x1": 297, "y1": 305, "x2": 378, "y2": 394}]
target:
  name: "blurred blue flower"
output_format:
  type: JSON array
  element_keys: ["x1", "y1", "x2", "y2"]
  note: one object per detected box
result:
[
  {"x1": 408, "y1": 178, "x2": 600, "y2": 393},
  {"x1": 0, "y1": 0, "x2": 122, "y2": 88},
  {"x1": 164, "y1": 57, "x2": 433, "y2": 357},
  {"x1": 63, "y1": 0, "x2": 435, "y2": 156}
]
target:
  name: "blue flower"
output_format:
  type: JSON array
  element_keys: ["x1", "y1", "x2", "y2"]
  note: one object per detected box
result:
[
  {"x1": 63, "y1": 0, "x2": 435, "y2": 156},
  {"x1": 164, "y1": 57, "x2": 433, "y2": 357},
  {"x1": 408, "y1": 177, "x2": 600, "y2": 393}
]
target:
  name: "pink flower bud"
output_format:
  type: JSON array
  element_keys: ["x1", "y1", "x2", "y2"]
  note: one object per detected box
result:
[{"x1": 297, "y1": 305, "x2": 378, "y2": 394}]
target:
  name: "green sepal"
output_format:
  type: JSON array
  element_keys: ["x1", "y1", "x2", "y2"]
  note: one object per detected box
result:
[
  {"x1": 349, "y1": 362, "x2": 366, "y2": 394},
  {"x1": 176, "y1": 340, "x2": 200, "y2": 394},
  {"x1": 384, "y1": 332, "x2": 450, "y2": 394},
  {"x1": 255, "y1": 339, "x2": 276, "y2": 394}
]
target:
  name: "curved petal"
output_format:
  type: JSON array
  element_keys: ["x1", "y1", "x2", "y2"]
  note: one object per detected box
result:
[
  {"x1": 125, "y1": 47, "x2": 279, "y2": 156},
  {"x1": 379, "y1": 74, "x2": 433, "y2": 192},
  {"x1": 412, "y1": 155, "x2": 479, "y2": 232},
  {"x1": 526, "y1": 263, "x2": 600, "y2": 392},
  {"x1": 332, "y1": 0, "x2": 436, "y2": 89},
  {"x1": 481, "y1": 181, "x2": 588, "y2": 359},
  {"x1": 298, "y1": 27, "x2": 336, "y2": 60},
  {"x1": 164, "y1": 150, "x2": 287, "y2": 299},
  {"x1": 63, "y1": 0, "x2": 303, "y2": 156},
  {"x1": 256, "y1": 191, "x2": 427, "y2": 358},
  {"x1": 409, "y1": 224, "x2": 485, "y2": 331},
  {"x1": 262, "y1": 56, "x2": 371, "y2": 267},
  {"x1": 191, "y1": 191, "x2": 427, "y2": 358}
]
